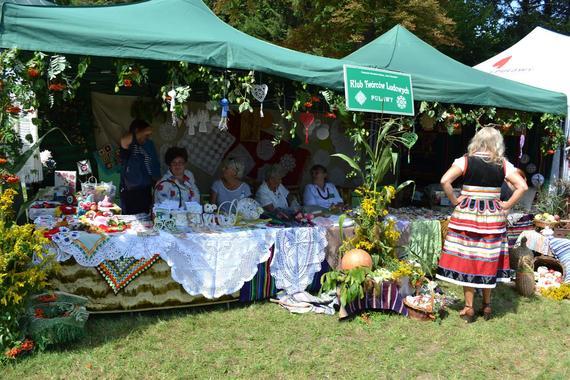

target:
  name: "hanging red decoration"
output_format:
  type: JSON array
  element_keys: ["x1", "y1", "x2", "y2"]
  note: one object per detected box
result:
[{"x1": 299, "y1": 112, "x2": 315, "y2": 144}]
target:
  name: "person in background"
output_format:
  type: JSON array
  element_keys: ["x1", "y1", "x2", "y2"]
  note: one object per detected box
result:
[
  {"x1": 303, "y1": 164, "x2": 344, "y2": 210},
  {"x1": 436, "y1": 127, "x2": 527, "y2": 323},
  {"x1": 154, "y1": 147, "x2": 200, "y2": 207},
  {"x1": 119, "y1": 119, "x2": 160, "y2": 214},
  {"x1": 256, "y1": 164, "x2": 295, "y2": 212},
  {"x1": 211, "y1": 158, "x2": 252, "y2": 213},
  {"x1": 500, "y1": 168, "x2": 527, "y2": 201}
]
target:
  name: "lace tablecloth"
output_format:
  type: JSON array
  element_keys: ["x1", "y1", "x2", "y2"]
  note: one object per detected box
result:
[
  {"x1": 49, "y1": 228, "x2": 275, "y2": 299},
  {"x1": 270, "y1": 226, "x2": 328, "y2": 294},
  {"x1": 49, "y1": 229, "x2": 171, "y2": 266},
  {"x1": 160, "y1": 228, "x2": 275, "y2": 299},
  {"x1": 48, "y1": 226, "x2": 329, "y2": 298}
]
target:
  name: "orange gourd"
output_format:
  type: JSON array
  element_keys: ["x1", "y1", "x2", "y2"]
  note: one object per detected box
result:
[{"x1": 341, "y1": 249, "x2": 373, "y2": 270}]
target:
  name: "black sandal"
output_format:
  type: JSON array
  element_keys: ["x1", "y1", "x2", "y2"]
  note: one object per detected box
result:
[{"x1": 460, "y1": 305, "x2": 475, "y2": 323}]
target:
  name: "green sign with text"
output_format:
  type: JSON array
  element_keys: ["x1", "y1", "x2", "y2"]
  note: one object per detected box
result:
[{"x1": 343, "y1": 64, "x2": 414, "y2": 116}]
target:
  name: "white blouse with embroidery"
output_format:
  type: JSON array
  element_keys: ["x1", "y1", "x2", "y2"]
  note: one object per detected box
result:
[{"x1": 154, "y1": 170, "x2": 200, "y2": 206}]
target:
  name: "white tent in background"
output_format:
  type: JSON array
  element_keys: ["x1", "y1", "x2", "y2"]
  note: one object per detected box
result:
[{"x1": 474, "y1": 27, "x2": 570, "y2": 181}]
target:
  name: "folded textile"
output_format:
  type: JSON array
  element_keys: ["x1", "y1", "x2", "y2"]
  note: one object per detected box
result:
[
  {"x1": 273, "y1": 290, "x2": 337, "y2": 315},
  {"x1": 548, "y1": 238, "x2": 570, "y2": 283},
  {"x1": 339, "y1": 281, "x2": 408, "y2": 319},
  {"x1": 514, "y1": 230, "x2": 551, "y2": 256}
]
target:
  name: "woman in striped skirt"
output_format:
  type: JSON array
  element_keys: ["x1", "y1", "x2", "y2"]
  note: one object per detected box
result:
[{"x1": 436, "y1": 127, "x2": 527, "y2": 322}]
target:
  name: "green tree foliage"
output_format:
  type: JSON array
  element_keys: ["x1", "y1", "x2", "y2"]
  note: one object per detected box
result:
[
  {"x1": 208, "y1": 0, "x2": 458, "y2": 57},
  {"x1": 498, "y1": 0, "x2": 569, "y2": 45},
  {"x1": 54, "y1": 0, "x2": 570, "y2": 65},
  {"x1": 440, "y1": 0, "x2": 569, "y2": 65}
]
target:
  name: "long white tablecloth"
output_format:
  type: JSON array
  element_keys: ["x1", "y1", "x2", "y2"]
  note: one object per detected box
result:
[{"x1": 48, "y1": 225, "x2": 328, "y2": 299}]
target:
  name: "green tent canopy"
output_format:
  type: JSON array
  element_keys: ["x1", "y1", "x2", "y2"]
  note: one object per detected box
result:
[
  {"x1": 344, "y1": 25, "x2": 567, "y2": 115},
  {"x1": 0, "y1": 0, "x2": 345, "y2": 90},
  {"x1": 1, "y1": 2, "x2": 567, "y2": 114}
]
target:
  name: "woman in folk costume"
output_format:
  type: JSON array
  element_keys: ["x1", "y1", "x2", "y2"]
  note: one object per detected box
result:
[{"x1": 436, "y1": 127, "x2": 527, "y2": 322}]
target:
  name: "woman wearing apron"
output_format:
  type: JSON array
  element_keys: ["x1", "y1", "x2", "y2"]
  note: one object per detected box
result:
[{"x1": 436, "y1": 127, "x2": 528, "y2": 322}]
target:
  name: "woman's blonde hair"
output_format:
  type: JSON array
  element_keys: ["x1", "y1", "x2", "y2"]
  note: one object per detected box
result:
[
  {"x1": 467, "y1": 127, "x2": 505, "y2": 164},
  {"x1": 222, "y1": 157, "x2": 245, "y2": 178}
]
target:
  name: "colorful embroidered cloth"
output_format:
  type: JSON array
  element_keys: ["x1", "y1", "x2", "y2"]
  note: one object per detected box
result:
[
  {"x1": 338, "y1": 281, "x2": 408, "y2": 319},
  {"x1": 270, "y1": 226, "x2": 328, "y2": 294},
  {"x1": 514, "y1": 230, "x2": 552, "y2": 256},
  {"x1": 96, "y1": 255, "x2": 161, "y2": 294},
  {"x1": 507, "y1": 213, "x2": 534, "y2": 248},
  {"x1": 240, "y1": 248, "x2": 277, "y2": 302}
]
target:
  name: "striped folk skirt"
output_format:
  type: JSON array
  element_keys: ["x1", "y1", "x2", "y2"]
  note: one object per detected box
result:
[{"x1": 436, "y1": 185, "x2": 511, "y2": 288}]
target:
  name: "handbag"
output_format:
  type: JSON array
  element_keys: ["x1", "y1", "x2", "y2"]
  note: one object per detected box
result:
[{"x1": 121, "y1": 135, "x2": 151, "y2": 190}]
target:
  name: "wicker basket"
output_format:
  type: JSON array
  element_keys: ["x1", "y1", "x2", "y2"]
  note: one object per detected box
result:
[
  {"x1": 533, "y1": 220, "x2": 558, "y2": 229},
  {"x1": 404, "y1": 299, "x2": 436, "y2": 321},
  {"x1": 533, "y1": 255, "x2": 565, "y2": 279}
]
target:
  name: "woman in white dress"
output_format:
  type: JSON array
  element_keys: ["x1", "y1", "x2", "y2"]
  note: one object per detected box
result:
[
  {"x1": 211, "y1": 158, "x2": 252, "y2": 213},
  {"x1": 303, "y1": 165, "x2": 343, "y2": 210},
  {"x1": 256, "y1": 164, "x2": 294, "y2": 212}
]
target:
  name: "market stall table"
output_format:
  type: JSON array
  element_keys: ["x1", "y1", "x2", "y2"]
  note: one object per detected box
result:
[{"x1": 47, "y1": 223, "x2": 330, "y2": 311}]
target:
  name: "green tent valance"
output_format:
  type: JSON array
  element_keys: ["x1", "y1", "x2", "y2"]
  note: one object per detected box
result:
[
  {"x1": 0, "y1": 0, "x2": 345, "y2": 90},
  {"x1": 0, "y1": 2, "x2": 566, "y2": 114}
]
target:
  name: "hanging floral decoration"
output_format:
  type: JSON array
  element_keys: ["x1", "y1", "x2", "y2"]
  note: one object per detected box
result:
[
  {"x1": 540, "y1": 113, "x2": 565, "y2": 155},
  {"x1": 114, "y1": 60, "x2": 149, "y2": 93},
  {"x1": 157, "y1": 63, "x2": 256, "y2": 128}
]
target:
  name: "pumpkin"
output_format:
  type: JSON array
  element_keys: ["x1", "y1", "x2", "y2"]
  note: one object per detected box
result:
[{"x1": 341, "y1": 248, "x2": 373, "y2": 270}]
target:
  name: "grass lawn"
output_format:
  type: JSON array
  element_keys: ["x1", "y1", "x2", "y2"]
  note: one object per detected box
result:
[{"x1": 3, "y1": 283, "x2": 569, "y2": 379}]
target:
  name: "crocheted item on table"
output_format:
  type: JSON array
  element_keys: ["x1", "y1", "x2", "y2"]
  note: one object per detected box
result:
[
  {"x1": 160, "y1": 228, "x2": 276, "y2": 299},
  {"x1": 50, "y1": 230, "x2": 115, "y2": 267},
  {"x1": 270, "y1": 226, "x2": 328, "y2": 295},
  {"x1": 96, "y1": 255, "x2": 161, "y2": 294},
  {"x1": 49, "y1": 230, "x2": 173, "y2": 267}
]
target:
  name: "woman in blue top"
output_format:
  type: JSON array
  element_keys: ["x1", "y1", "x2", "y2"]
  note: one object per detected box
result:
[{"x1": 119, "y1": 119, "x2": 160, "y2": 215}]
